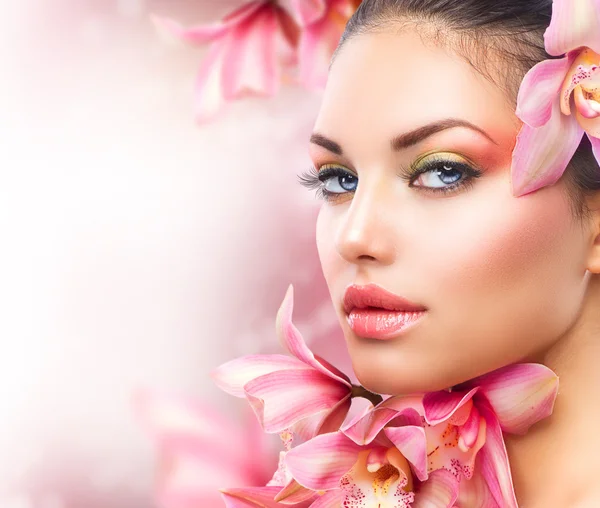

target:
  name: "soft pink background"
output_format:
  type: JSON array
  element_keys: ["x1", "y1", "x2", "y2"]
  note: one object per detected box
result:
[{"x1": 1, "y1": 1, "x2": 351, "y2": 506}]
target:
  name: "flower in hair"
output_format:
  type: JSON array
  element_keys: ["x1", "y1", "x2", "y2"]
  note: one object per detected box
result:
[
  {"x1": 151, "y1": 1, "x2": 300, "y2": 123},
  {"x1": 511, "y1": 0, "x2": 600, "y2": 196}
]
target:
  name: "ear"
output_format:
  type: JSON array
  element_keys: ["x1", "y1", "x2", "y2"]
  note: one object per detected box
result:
[{"x1": 586, "y1": 195, "x2": 600, "y2": 274}]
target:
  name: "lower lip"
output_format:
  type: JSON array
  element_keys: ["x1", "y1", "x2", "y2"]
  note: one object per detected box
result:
[{"x1": 346, "y1": 308, "x2": 426, "y2": 340}]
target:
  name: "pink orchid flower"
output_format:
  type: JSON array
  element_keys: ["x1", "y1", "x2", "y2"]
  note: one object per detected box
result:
[
  {"x1": 512, "y1": 0, "x2": 600, "y2": 196},
  {"x1": 152, "y1": 1, "x2": 299, "y2": 123},
  {"x1": 134, "y1": 390, "x2": 279, "y2": 507},
  {"x1": 285, "y1": 0, "x2": 361, "y2": 89},
  {"x1": 422, "y1": 363, "x2": 559, "y2": 507},
  {"x1": 212, "y1": 284, "x2": 354, "y2": 439},
  {"x1": 283, "y1": 397, "x2": 460, "y2": 507}
]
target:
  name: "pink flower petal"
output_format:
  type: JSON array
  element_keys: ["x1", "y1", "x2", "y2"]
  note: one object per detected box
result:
[
  {"x1": 221, "y1": 8, "x2": 281, "y2": 100},
  {"x1": 412, "y1": 469, "x2": 459, "y2": 508},
  {"x1": 589, "y1": 134, "x2": 600, "y2": 164},
  {"x1": 277, "y1": 285, "x2": 351, "y2": 386},
  {"x1": 150, "y1": 2, "x2": 267, "y2": 45},
  {"x1": 454, "y1": 467, "x2": 500, "y2": 508},
  {"x1": 559, "y1": 49, "x2": 600, "y2": 116},
  {"x1": 511, "y1": 100, "x2": 584, "y2": 196},
  {"x1": 193, "y1": 41, "x2": 229, "y2": 123},
  {"x1": 211, "y1": 354, "x2": 307, "y2": 398},
  {"x1": 273, "y1": 479, "x2": 317, "y2": 504},
  {"x1": 297, "y1": 6, "x2": 348, "y2": 89},
  {"x1": 458, "y1": 404, "x2": 481, "y2": 451},
  {"x1": 544, "y1": 0, "x2": 600, "y2": 56},
  {"x1": 316, "y1": 394, "x2": 353, "y2": 435},
  {"x1": 516, "y1": 55, "x2": 574, "y2": 127},
  {"x1": 383, "y1": 426, "x2": 428, "y2": 482},
  {"x1": 574, "y1": 85, "x2": 600, "y2": 118},
  {"x1": 471, "y1": 363, "x2": 559, "y2": 435},
  {"x1": 285, "y1": 432, "x2": 362, "y2": 490},
  {"x1": 308, "y1": 490, "x2": 344, "y2": 508},
  {"x1": 221, "y1": 486, "x2": 311, "y2": 508},
  {"x1": 283, "y1": 0, "x2": 328, "y2": 26},
  {"x1": 245, "y1": 369, "x2": 351, "y2": 433},
  {"x1": 423, "y1": 389, "x2": 478, "y2": 426},
  {"x1": 342, "y1": 395, "x2": 424, "y2": 446},
  {"x1": 476, "y1": 400, "x2": 518, "y2": 508}
]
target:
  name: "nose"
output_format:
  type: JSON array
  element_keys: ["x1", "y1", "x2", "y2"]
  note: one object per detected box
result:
[{"x1": 334, "y1": 179, "x2": 397, "y2": 266}]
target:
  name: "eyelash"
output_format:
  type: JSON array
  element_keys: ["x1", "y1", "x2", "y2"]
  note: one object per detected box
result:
[{"x1": 297, "y1": 156, "x2": 483, "y2": 202}]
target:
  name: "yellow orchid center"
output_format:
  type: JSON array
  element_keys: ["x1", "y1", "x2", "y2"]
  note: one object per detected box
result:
[
  {"x1": 561, "y1": 48, "x2": 600, "y2": 122},
  {"x1": 341, "y1": 448, "x2": 415, "y2": 507}
]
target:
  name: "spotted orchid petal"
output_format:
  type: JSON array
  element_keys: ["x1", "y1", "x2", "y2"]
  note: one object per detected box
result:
[
  {"x1": 277, "y1": 285, "x2": 351, "y2": 387},
  {"x1": 544, "y1": 0, "x2": 600, "y2": 56},
  {"x1": 422, "y1": 389, "x2": 479, "y2": 426},
  {"x1": 285, "y1": 432, "x2": 362, "y2": 490},
  {"x1": 244, "y1": 368, "x2": 351, "y2": 433},
  {"x1": 476, "y1": 399, "x2": 518, "y2": 508},
  {"x1": 150, "y1": 2, "x2": 265, "y2": 45},
  {"x1": 468, "y1": 363, "x2": 559, "y2": 435},
  {"x1": 412, "y1": 469, "x2": 459, "y2": 508},
  {"x1": 211, "y1": 354, "x2": 307, "y2": 398},
  {"x1": 221, "y1": 486, "x2": 312, "y2": 508},
  {"x1": 516, "y1": 55, "x2": 576, "y2": 127},
  {"x1": 511, "y1": 99, "x2": 584, "y2": 196}
]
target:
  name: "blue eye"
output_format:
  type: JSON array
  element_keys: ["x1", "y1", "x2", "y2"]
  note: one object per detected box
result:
[
  {"x1": 412, "y1": 163, "x2": 464, "y2": 188},
  {"x1": 407, "y1": 156, "x2": 483, "y2": 194}
]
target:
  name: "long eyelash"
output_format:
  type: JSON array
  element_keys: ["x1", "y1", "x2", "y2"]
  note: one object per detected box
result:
[
  {"x1": 297, "y1": 165, "x2": 355, "y2": 201},
  {"x1": 297, "y1": 165, "x2": 326, "y2": 200},
  {"x1": 398, "y1": 156, "x2": 483, "y2": 195}
]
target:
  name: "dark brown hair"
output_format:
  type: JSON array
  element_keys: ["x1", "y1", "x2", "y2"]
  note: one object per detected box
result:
[{"x1": 336, "y1": 0, "x2": 600, "y2": 218}]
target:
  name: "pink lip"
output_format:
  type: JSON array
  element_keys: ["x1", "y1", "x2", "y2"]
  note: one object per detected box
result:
[{"x1": 343, "y1": 284, "x2": 427, "y2": 340}]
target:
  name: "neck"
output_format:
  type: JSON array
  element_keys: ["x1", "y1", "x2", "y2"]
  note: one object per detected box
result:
[{"x1": 505, "y1": 273, "x2": 600, "y2": 507}]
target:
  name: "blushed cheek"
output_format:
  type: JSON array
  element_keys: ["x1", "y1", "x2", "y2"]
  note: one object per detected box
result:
[{"x1": 413, "y1": 185, "x2": 578, "y2": 298}]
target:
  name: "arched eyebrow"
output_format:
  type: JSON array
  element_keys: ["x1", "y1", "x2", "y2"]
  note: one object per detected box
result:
[{"x1": 310, "y1": 118, "x2": 498, "y2": 156}]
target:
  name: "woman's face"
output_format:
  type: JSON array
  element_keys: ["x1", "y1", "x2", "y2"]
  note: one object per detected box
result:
[{"x1": 312, "y1": 29, "x2": 592, "y2": 395}]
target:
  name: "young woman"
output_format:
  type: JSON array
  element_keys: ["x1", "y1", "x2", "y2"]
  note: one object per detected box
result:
[{"x1": 299, "y1": 0, "x2": 600, "y2": 505}]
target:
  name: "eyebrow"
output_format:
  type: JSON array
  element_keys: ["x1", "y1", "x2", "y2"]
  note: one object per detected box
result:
[{"x1": 309, "y1": 118, "x2": 498, "y2": 156}]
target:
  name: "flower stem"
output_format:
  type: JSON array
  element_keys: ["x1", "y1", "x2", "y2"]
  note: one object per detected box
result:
[{"x1": 351, "y1": 384, "x2": 383, "y2": 406}]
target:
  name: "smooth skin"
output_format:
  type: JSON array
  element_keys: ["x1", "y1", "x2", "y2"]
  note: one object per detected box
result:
[{"x1": 310, "y1": 29, "x2": 600, "y2": 506}]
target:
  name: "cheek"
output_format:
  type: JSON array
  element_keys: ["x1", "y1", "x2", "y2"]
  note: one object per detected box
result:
[{"x1": 316, "y1": 205, "x2": 339, "y2": 284}]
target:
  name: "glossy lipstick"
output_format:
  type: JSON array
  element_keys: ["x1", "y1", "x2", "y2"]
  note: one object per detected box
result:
[{"x1": 343, "y1": 284, "x2": 427, "y2": 340}]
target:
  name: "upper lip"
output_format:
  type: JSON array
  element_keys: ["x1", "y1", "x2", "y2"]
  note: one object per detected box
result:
[{"x1": 343, "y1": 283, "x2": 427, "y2": 314}]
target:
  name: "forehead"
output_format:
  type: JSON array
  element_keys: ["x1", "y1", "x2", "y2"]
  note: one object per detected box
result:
[{"x1": 316, "y1": 30, "x2": 516, "y2": 149}]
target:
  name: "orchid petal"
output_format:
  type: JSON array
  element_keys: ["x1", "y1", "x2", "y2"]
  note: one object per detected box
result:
[
  {"x1": 151, "y1": 2, "x2": 266, "y2": 45},
  {"x1": 245, "y1": 369, "x2": 350, "y2": 433},
  {"x1": 511, "y1": 100, "x2": 584, "y2": 196},
  {"x1": 454, "y1": 466, "x2": 500, "y2": 508},
  {"x1": 308, "y1": 490, "x2": 343, "y2": 508},
  {"x1": 412, "y1": 469, "x2": 459, "y2": 508},
  {"x1": 516, "y1": 55, "x2": 574, "y2": 127},
  {"x1": 574, "y1": 85, "x2": 600, "y2": 118},
  {"x1": 222, "y1": 9, "x2": 280, "y2": 100},
  {"x1": 221, "y1": 486, "x2": 307, "y2": 508},
  {"x1": 192, "y1": 41, "x2": 228, "y2": 123},
  {"x1": 588, "y1": 134, "x2": 600, "y2": 164},
  {"x1": 544, "y1": 0, "x2": 600, "y2": 56},
  {"x1": 423, "y1": 389, "x2": 478, "y2": 426},
  {"x1": 458, "y1": 404, "x2": 481, "y2": 451},
  {"x1": 274, "y1": 479, "x2": 317, "y2": 505},
  {"x1": 285, "y1": 432, "x2": 361, "y2": 490},
  {"x1": 576, "y1": 101, "x2": 600, "y2": 137},
  {"x1": 283, "y1": 0, "x2": 328, "y2": 26},
  {"x1": 211, "y1": 354, "x2": 307, "y2": 398},
  {"x1": 297, "y1": 12, "x2": 346, "y2": 90},
  {"x1": 316, "y1": 394, "x2": 353, "y2": 435},
  {"x1": 383, "y1": 426, "x2": 428, "y2": 482},
  {"x1": 472, "y1": 363, "x2": 559, "y2": 435},
  {"x1": 276, "y1": 285, "x2": 351, "y2": 386},
  {"x1": 477, "y1": 400, "x2": 518, "y2": 508}
]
